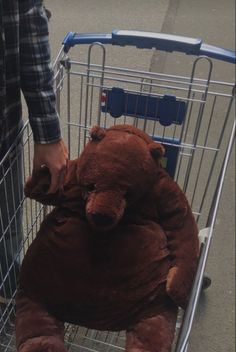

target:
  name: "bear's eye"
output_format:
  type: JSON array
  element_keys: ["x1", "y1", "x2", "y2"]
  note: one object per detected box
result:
[
  {"x1": 125, "y1": 190, "x2": 132, "y2": 201},
  {"x1": 85, "y1": 183, "x2": 95, "y2": 192}
]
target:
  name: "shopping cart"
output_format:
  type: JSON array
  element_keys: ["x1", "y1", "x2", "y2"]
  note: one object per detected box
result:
[{"x1": 0, "y1": 30, "x2": 235, "y2": 352}]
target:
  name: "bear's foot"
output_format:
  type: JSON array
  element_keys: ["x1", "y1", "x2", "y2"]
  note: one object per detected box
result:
[
  {"x1": 126, "y1": 305, "x2": 178, "y2": 352},
  {"x1": 15, "y1": 291, "x2": 66, "y2": 352},
  {"x1": 18, "y1": 336, "x2": 67, "y2": 352}
]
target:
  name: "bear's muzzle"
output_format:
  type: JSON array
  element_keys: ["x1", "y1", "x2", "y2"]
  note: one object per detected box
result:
[{"x1": 86, "y1": 191, "x2": 126, "y2": 231}]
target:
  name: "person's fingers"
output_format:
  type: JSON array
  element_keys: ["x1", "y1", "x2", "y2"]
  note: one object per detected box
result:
[
  {"x1": 33, "y1": 159, "x2": 43, "y2": 171},
  {"x1": 57, "y1": 164, "x2": 67, "y2": 190},
  {"x1": 32, "y1": 139, "x2": 68, "y2": 193},
  {"x1": 47, "y1": 164, "x2": 67, "y2": 194},
  {"x1": 47, "y1": 168, "x2": 61, "y2": 194}
]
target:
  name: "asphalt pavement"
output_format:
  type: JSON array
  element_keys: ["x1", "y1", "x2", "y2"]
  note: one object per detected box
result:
[{"x1": 44, "y1": 1, "x2": 235, "y2": 351}]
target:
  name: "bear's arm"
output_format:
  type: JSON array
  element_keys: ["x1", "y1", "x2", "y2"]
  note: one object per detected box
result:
[
  {"x1": 24, "y1": 159, "x2": 80, "y2": 206},
  {"x1": 155, "y1": 170, "x2": 199, "y2": 308}
]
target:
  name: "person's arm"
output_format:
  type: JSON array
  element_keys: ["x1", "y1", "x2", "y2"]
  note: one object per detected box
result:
[{"x1": 19, "y1": 1, "x2": 68, "y2": 192}]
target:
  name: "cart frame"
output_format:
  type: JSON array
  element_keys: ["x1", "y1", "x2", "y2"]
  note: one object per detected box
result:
[{"x1": 0, "y1": 30, "x2": 235, "y2": 352}]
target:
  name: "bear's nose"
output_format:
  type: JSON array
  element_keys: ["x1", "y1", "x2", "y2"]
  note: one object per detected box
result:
[{"x1": 90, "y1": 213, "x2": 114, "y2": 227}]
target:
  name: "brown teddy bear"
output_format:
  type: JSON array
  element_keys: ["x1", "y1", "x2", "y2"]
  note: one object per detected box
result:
[{"x1": 15, "y1": 124, "x2": 199, "y2": 352}]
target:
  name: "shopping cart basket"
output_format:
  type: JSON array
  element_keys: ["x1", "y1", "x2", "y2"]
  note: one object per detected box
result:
[{"x1": 0, "y1": 30, "x2": 235, "y2": 352}]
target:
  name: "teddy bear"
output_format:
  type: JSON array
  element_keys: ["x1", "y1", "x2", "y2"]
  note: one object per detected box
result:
[{"x1": 15, "y1": 124, "x2": 199, "y2": 352}]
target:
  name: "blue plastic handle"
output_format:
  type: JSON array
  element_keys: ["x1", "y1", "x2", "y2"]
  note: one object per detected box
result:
[
  {"x1": 62, "y1": 30, "x2": 236, "y2": 64},
  {"x1": 63, "y1": 32, "x2": 112, "y2": 52}
]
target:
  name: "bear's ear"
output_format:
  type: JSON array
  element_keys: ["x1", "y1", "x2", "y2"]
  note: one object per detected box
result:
[
  {"x1": 148, "y1": 142, "x2": 165, "y2": 160},
  {"x1": 90, "y1": 126, "x2": 106, "y2": 141}
]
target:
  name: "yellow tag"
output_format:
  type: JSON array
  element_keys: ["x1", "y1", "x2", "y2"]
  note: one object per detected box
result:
[{"x1": 160, "y1": 157, "x2": 167, "y2": 169}]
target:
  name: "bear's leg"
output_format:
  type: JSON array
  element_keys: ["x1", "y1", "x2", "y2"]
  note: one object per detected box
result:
[
  {"x1": 15, "y1": 290, "x2": 66, "y2": 352},
  {"x1": 126, "y1": 306, "x2": 178, "y2": 352}
]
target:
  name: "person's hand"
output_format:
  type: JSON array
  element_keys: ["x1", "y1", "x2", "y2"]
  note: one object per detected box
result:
[{"x1": 33, "y1": 139, "x2": 68, "y2": 193}]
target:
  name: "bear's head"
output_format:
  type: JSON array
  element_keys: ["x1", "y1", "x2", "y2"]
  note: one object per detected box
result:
[{"x1": 77, "y1": 125, "x2": 165, "y2": 231}]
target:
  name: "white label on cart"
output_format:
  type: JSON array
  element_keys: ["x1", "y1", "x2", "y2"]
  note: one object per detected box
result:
[
  {"x1": 198, "y1": 227, "x2": 210, "y2": 244},
  {"x1": 101, "y1": 92, "x2": 107, "y2": 107}
]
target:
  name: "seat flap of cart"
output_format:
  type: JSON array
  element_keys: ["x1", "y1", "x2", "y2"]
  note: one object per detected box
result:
[{"x1": 101, "y1": 87, "x2": 186, "y2": 178}]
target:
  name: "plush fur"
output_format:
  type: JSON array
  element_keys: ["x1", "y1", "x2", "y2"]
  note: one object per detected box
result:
[{"x1": 15, "y1": 125, "x2": 199, "y2": 352}]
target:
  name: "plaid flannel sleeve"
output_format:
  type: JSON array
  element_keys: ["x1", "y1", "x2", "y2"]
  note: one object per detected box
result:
[{"x1": 19, "y1": 0, "x2": 61, "y2": 144}]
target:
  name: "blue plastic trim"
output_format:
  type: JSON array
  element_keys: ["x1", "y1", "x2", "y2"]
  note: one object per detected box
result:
[
  {"x1": 153, "y1": 136, "x2": 181, "y2": 178},
  {"x1": 112, "y1": 30, "x2": 202, "y2": 55},
  {"x1": 199, "y1": 43, "x2": 236, "y2": 64},
  {"x1": 62, "y1": 30, "x2": 236, "y2": 63},
  {"x1": 101, "y1": 88, "x2": 186, "y2": 126},
  {"x1": 63, "y1": 32, "x2": 112, "y2": 53}
]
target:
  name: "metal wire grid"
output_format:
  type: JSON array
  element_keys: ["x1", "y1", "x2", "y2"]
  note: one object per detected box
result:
[
  {"x1": 0, "y1": 123, "x2": 45, "y2": 350},
  {"x1": 65, "y1": 325, "x2": 126, "y2": 352},
  {"x1": 55, "y1": 47, "x2": 235, "y2": 231}
]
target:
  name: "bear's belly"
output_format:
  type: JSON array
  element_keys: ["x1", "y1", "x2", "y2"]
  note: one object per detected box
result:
[{"x1": 20, "y1": 216, "x2": 171, "y2": 329}]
